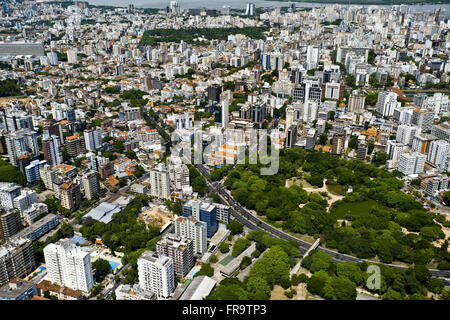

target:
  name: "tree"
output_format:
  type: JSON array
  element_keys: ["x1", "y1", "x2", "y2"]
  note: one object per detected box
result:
[
  {"x1": 232, "y1": 238, "x2": 251, "y2": 257},
  {"x1": 427, "y1": 278, "x2": 444, "y2": 294},
  {"x1": 367, "y1": 140, "x2": 375, "y2": 155},
  {"x1": 443, "y1": 191, "x2": 450, "y2": 206},
  {"x1": 228, "y1": 220, "x2": 243, "y2": 235},
  {"x1": 210, "y1": 255, "x2": 218, "y2": 263},
  {"x1": 246, "y1": 277, "x2": 271, "y2": 300},
  {"x1": 125, "y1": 150, "x2": 137, "y2": 160},
  {"x1": 372, "y1": 151, "x2": 388, "y2": 166},
  {"x1": 114, "y1": 140, "x2": 125, "y2": 153},
  {"x1": 219, "y1": 241, "x2": 230, "y2": 253},
  {"x1": 330, "y1": 277, "x2": 357, "y2": 300},
  {"x1": 348, "y1": 136, "x2": 358, "y2": 149},
  {"x1": 383, "y1": 288, "x2": 403, "y2": 300},
  {"x1": 194, "y1": 263, "x2": 214, "y2": 277},
  {"x1": 329, "y1": 111, "x2": 335, "y2": 121},
  {"x1": 92, "y1": 258, "x2": 111, "y2": 281},
  {"x1": 240, "y1": 256, "x2": 252, "y2": 270},
  {"x1": 62, "y1": 147, "x2": 71, "y2": 162},
  {"x1": 346, "y1": 75, "x2": 355, "y2": 87},
  {"x1": 0, "y1": 79, "x2": 22, "y2": 97},
  {"x1": 307, "y1": 270, "x2": 329, "y2": 296},
  {"x1": 319, "y1": 133, "x2": 328, "y2": 145},
  {"x1": 309, "y1": 251, "x2": 334, "y2": 274},
  {"x1": 248, "y1": 246, "x2": 291, "y2": 288},
  {"x1": 0, "y1": 159, "x2": 26, "y2": 185}
]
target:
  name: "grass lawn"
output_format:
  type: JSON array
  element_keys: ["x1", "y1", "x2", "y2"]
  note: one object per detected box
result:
[{"x1": 331, "y1": 199, "x2": 379, "y2": 219}]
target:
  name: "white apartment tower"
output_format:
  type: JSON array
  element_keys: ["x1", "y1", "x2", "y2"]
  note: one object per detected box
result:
[
  {"x1": 306, "y1": 45, "x2": 319, "y2": 70},
  {"x1": 386, "y1": 140, "x2": 406, "y2": 161},
  {"x1": 44, "y1": 239, "x2": 94, "y2": 293},
  {"x1": 138, "y1": 251, "x2": 175, "y2": 299},
  {"x1": 221, "y1": 99, "x2": 229, "y2": 129},
  {"x1": 150, "y1": 163, "x2": 171, "y2": 200},
  {"x1": 82, "y1": 170, "x2": 100, "y2": 200},
  {"x1": 398, "y1": 152, "x2": 426, "y2": 175},
  {"x1": 84, "y1": 127, "x2": 102, "y2": 151},
  {"x1": 376, "y1": 91, "x2": 400, "y2": 117},
  {"x1": 428, "y1": 140, "x2": 450, "y2": 169},
  {"x1": 174, "y1": 216, "x2": 207, "y2": 255},
  {"x1": 396, "y1": 125, "x2": 420, "y2": 146}
]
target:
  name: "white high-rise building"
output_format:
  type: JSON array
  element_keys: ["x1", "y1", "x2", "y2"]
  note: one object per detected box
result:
[
  {"x1": 47, "y1": 51, "x2": 58, "y2": 65},
  {"x1": 398, "y1": 152, "x2": 426, "y2": 175},
  {"x1": 221, "y1": 99, "x2": 229, "y2": 129},
  {"x1": 245, "y1": 3, "x2": 256, "y2": 15},
  {"x1": 82, "y1": 171, "x2": 100, "y2": 200},
  {"x1": 396, "y1": 125, "x2": 420, "y2": 146},
  {"x1": 376, "y1": 91, "x2": 400, "y2": 117},
  {"x1": 67, "y1": 49, "x2": 78, "y2": 64},
  {"x1": 42, "y1": 131, "x2": 63, "y2": 167},
  {"x1": 84, "y1": 128, "x2": 102, "y2": 151},
  {"x1": 418, "y1": 93, "x2": 449, "y2": 115},
  {"x1": 302, "y1": 100, "x2": 319, "y2": 122},
  {"x1": 174, "y1": 216, "x2": 207, "y2": 255},
  {"x1": 386, "y1": 140, "x2": 406, "y2": 161},
  {"x1": 13, "y1": 189, "x2": 38, "y2": 214},
  {"x1": 428, "y1": 140, "x2": 450, "y2": 169},
  {"x1": 138, "y1": 251, "x2": 175, "y2": 299},
  {"x1": 44, "y1": 239, "x2": 94, "y2": 293},
  {"x1": 150, "y1": 163, "x2": 171, "y2": 200},
  {"x1": 168, "y1": 163, "x2": 190, "y2": 190},
  {"x1": 5, "y1": 129, "x2": 39, "y2": 166},
  {"x1": 306, "y1": 45, "x2": 319, "y2": 70}
]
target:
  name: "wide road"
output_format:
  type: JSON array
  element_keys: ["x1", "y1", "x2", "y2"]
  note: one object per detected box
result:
[{"x1": 196, "y1": 164, "x2": 450, "y2": 286}]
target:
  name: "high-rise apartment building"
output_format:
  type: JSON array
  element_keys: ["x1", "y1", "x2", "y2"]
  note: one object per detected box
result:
[
  {"x1": 376, "y1": 91, "x2": 400, "y2": 117},
  {"x1": 245, "y1": 3, "x2": 256, "y2": 16},
  {"x1": 347, "y1": 91, "x2": 366, "y2": 112},
  {"x1": 5, "y1": 129, "x2": 39, "y2": 166},
  {"x1": 396, "y1": 125, "x2": 419, "y2": 146},
  {"x1": 150, "y1": 163, "x2": 170, "y2": 200},
  {"x1": 398, "y1": 152, "x2": 426, "y2": 175},
  {"x1": 82, "y1": 171, "x2": 100, "y2": 200},
  {"x1": 65, "y1": 135, "x2": 86, "y2": 158},
  {"x1": 331, "y1": 132, "x2": 346, "y2": 156},
  {"x1": 168, "y1": 163, "x2": 190, "y2": 190},
  {"x1": 59, "y1": 182, "x2": 81, "y2": 211},
  {"x1": 174, "y1": 216, "x2": 207, "y2": 255},
  {"x1": 24, "y1": 160, "x2": 47, "y2": 184},
  {"x1": 386, "y1": 140, "x2": 406, "y2": 161},
  {"x1": 427, "y1": 140, "x2": 450, "y2": 169},
  {"x1": 0, "y1": 238, "x2": 35, "y2": 287},
  {"x1": 183, "y1": 199, "x2": 218, "y2": 238},
  {"x1": 84, "y1": 128, "x2": 102, "y2": 151},
  {"x1": 411, "y1": 108, "x2": 435, "y2": 131},
  {"x1": 42, "y1": 135, "x2": 63, "y2": 167},
  {"x1": 0, "y1": 210, "x2": 22, "y2": 242},
  {"x1": 1, "y1": 109, "x2": 33, "y2": 133},
  {"x1": 156, "y1": 234, "x2": 194, "y2": 277},
  {"x1": 44, "y1": 239, "x2": 94, "y2": 293},
  {"x1": 138, "y1": 251, "x2": 175, "y2": 299}
]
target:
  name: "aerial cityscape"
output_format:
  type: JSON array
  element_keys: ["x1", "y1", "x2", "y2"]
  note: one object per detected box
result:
[{"x1": 0, "y1": 0, "x2": 449, "y2": 304}]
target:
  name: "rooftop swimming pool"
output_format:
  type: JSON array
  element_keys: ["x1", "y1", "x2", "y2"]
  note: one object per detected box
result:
[{"x1": 37, "y1": 266, "x2": 46, "y2": 274}]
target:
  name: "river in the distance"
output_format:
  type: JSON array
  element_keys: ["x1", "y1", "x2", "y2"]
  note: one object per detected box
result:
[{"x1": 86, "y1": 0, "x2": 450, "y2": 12}]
